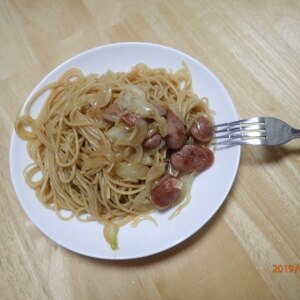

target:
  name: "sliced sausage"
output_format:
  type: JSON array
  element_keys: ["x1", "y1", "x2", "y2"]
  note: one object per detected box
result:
[
  {"x1": 150, "y1": 175, "x2": 182, "y2": 210},
  {"x1": 171, "y1": 144, "x2": 214, "y2": 173},
  {"x1": 103, "y1": 103, "x2": 122, "y2": 123},
  {"x1": 104, "y1": 103, "x2": 138, "y2": 125},
  {"x1": 142, "y1": 133, "x2": 162, "y2": 149},
  {"x1": 122, "y1": 112, "x2": 138, "y2": 125},
  {"x1": 190, "y1": 116, "x2": 214, "y2": 142},
  {"x1": 165, "y1": 109, "x2": 185, "y2": 150}
]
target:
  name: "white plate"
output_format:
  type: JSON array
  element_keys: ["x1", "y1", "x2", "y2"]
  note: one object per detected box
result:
[{"x1": 10, "y1": 42, "x2": 240, "y2": 259}]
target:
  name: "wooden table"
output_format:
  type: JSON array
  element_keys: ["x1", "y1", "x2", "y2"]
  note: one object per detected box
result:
[{"x1": 1, "y1": 1, "x2": 299, "y2": 299}]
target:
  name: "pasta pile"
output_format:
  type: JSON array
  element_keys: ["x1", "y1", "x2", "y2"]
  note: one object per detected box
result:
[{"x1": 15, "y1": 64, "x2": 213, "y2": 249}]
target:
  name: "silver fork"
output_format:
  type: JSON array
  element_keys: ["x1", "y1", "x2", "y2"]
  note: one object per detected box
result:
[{"x1": 214, "y1": 117, "x2": 300, "y2": 146}]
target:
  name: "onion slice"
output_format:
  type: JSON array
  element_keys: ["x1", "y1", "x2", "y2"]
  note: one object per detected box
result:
[{"x1": 114, "y1": 163, "x2": 150, "y2": 180}]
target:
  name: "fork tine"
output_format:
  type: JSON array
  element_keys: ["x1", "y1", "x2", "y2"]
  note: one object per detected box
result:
[
  {"x1": 214, "y1": 123, "x2": 266, "y2": 134},
  {"x1": 214, "y1": 117, "x2": 264, "y2": 129},
  {"x1": 213, "y1": 138, "x2": 266, "y2": 146},
  {"x1": 213, "y1": 117, "x2": 267, "y2": 146},
  {"x1": 214, "y1": 117, "x2": 265, "y2": 130},
  {"x1": 215, "y1": 131, "x2": 266, "y2": 140}
]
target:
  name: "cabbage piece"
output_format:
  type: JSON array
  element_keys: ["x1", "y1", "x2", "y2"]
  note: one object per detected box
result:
[
  {"x1": 127, "y1": 119, "x2": 148, "y2": 146},
  {"x1": 146, "y1": 162, "x2": 166, "y2": 181},
  {"x1": 105, "y1": 126, "x2": 130, "y2": 145},
  {"x1": 116, "y1": 89, "x2": 156, "y2": 118},
  {"x1": 114, "y1": 163, "x2": 150, "y2": 180},
  {"x1": 105, "y1": 119, "x2": 148, "y2": 147},
  {"x1": 103, "y1": 224, "x2": 119, "y2": 250}
]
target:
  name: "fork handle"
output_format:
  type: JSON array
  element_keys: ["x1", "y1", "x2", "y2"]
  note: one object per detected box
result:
[{"x1": 291, "y1": 128, "x2": 300, "y2": 139}]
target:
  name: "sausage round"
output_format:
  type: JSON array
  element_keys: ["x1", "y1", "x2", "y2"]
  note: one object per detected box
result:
[
  {"x1": 142, "y1": 133, "x2": 162, "y2": 149},
  {"x1": 122, "y1": 112, "x2": 138, "y2": 125},
  {"x1": 103, "y1": 103, "x2": 122, "y2": 123},
  {"x1": 150, "y1": 176, "x2": 182, "y2": 210},
  {"x1": 104, "y1": 103, "x2": 139, "y2": 125},
  {"x1": 190, "y1": 116, "x2": 214, "y2": 142},
  {"x1": 170, "y1": 144, "x2": 214, "y2": 173},
  {"x1": 165, "y1": 109, "x2": 185, "y2": 150}
]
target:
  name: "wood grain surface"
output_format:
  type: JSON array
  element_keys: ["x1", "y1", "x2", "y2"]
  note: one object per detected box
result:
[{"x1": 1, "y1": 1, "x2": 299, "y2": 299}]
